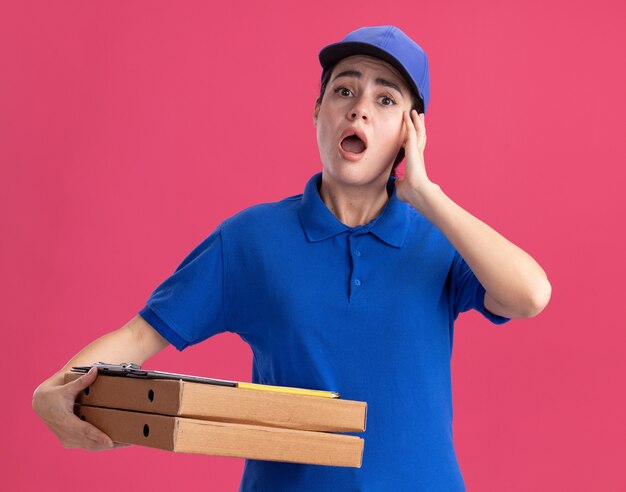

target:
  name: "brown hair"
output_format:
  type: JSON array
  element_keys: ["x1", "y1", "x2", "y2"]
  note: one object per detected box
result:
[{"x1": 315, "y1": 63, "x2": 424, "y2": 178}]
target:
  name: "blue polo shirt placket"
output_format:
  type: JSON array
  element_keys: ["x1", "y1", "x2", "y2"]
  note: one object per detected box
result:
[{"x1": 349, "y1": 231, "x2": 364, "y2": 302}]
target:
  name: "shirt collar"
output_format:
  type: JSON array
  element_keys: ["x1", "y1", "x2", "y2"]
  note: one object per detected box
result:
[{"x1": 297, "y1": 172, "x2": 411, "y2": 248}]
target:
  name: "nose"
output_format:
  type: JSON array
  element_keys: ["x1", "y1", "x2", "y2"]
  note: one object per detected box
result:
[{"x1": 348, "y1": 97, "x2": 369, "y2": 121}]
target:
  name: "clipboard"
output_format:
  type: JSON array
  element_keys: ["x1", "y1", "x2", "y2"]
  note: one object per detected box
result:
[{"x1": 71, "y1": 362, "x2": 340, "y2": 398}]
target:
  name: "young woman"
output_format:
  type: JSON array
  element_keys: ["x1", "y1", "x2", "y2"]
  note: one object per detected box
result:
[{"x1": 33, "y1": 25, "x2": 551, "y2": 491}]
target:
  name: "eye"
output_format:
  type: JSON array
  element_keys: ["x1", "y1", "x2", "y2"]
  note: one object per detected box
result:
[
  {"x1": 379, "y1": 95, "x2": 396, "y2": 106},
  {"x1": 334, "y1": 87, "x2": 353, "y2": 97}
]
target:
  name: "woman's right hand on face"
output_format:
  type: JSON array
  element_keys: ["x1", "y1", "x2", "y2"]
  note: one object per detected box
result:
[{"x1": 32, "y1": 367, "x2": 128, "y2": 451}]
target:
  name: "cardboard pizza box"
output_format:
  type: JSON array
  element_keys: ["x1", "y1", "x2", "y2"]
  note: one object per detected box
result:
[
  {"x1": 65, "y1": 371, "x2": 367, "y2": 433},
  {"x1": 75, "y1": 405, "x2": 364, "y2": 467}
]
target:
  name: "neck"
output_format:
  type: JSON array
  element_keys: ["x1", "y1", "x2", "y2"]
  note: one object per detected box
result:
[{"x1": 319, "y1": 172, "x2": 392, "y2": 227}]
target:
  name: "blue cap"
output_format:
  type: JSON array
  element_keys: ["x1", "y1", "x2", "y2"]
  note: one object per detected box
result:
[{"x1": 319, "y1": 25, "x2": 431, "y2": 113}]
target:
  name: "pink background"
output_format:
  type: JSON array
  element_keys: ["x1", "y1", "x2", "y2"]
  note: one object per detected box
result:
[{"x1": 2, "y1": 0, "x2": 625, "y2": 490}]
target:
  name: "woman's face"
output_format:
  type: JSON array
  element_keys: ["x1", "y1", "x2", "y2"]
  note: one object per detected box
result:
[{"x1": 314, "y1": 54, "x2": 413, "y2": 187}]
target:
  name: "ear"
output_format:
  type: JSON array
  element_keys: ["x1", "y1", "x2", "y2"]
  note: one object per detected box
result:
[{"x1": 313, "y1": 103, "x2": 320, "y2": 127}]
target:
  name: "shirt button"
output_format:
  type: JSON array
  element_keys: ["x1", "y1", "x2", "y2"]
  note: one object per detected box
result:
[
  {"x1": 355, "y1": 250, "x2": 361, "y2": 256},
  {"x1": 354, "y1": 279, "x2": 361, "y2": 286}
]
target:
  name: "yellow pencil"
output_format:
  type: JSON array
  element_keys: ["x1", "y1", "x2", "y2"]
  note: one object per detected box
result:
[{"x1": 237, "y1": 382, "x2": 340, "y2": 398}]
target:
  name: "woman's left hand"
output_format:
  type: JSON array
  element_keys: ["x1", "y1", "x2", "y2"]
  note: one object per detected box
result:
[{"x1": 395, "y1": 109, "x2": 437, "y2": 207}]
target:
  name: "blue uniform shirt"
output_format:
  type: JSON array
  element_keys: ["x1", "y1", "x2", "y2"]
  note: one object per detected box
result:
[{"x1": 139, "y1": 171, "x2": 511, "y2": 491}]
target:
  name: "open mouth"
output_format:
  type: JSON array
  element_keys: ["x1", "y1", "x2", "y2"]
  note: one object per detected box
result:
[{"x1": 340, "y1": 135, "x2": 367, "y2": 154}]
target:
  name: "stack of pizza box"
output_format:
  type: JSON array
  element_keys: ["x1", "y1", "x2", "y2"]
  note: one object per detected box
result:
[{"x1": 65, "y1": 371, "x2": 367, "y2": 467}]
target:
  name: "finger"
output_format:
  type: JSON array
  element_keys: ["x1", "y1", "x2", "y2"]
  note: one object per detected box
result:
[
  {"x1": 412, "y1": 110, "x2": 427, "y2": 144},
  {"x1": 84, "y1": 440, "x2": 130, "y2": 452},
  {"x1": 57, "y1": 425, "x2": 112, "y2": 451},
  {"x1": 405, "y1": 110, "x2": 415, "y2": 127},
  {"x1": 82, "y1": 440, "x2": 116, "y2": 452},
  {"x1": 411, "y1": 109, "x2": 422, "y2": 129},
  {"x1": 112, "y1": 442, "x2": 132, "y2": 449},
  {"x1": 67, "y1": 437, "x2": 111, "y2": 451},
  {"x1": 401, "y1": 111, "x2": 410, "y2": 148},
  {"x1": 403, "y1": 111, "x2": 416, "y2": 139},
  {"x1": 66, "y1": 367, "x2": 98, "y2": 396},
  {"x1": 69, "y1": 414, "x2": 115, "y2": 448}
]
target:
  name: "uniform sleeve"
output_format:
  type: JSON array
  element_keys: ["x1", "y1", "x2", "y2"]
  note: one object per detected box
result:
[
  {"x1": 449, "y1": 249, "x2": 511, "y2": 325},
  {"x1": 138, "y1": 223, "x2": 229, "y2": 351}
]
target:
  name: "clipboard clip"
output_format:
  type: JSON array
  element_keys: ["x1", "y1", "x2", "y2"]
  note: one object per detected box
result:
[{"x1": 71, "y1": 362, "x2": 148, "y2": 378}]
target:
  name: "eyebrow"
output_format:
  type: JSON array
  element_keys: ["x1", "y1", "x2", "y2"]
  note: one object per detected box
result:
[{"x1": 331, "y1": 69, "x2": 405, "y2": 97}]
